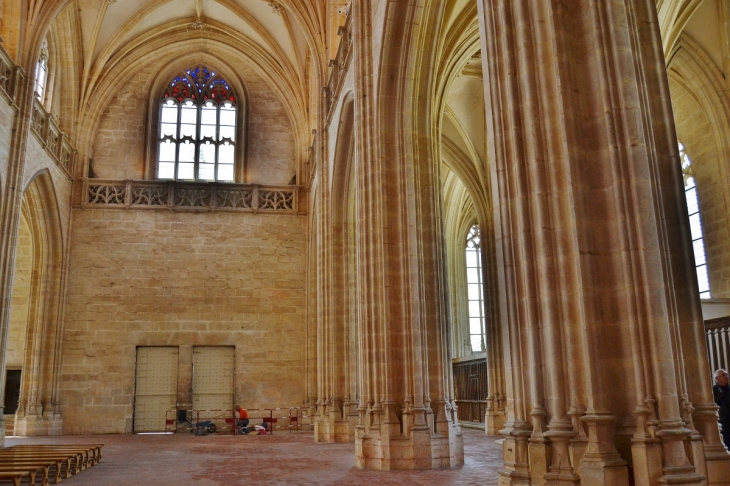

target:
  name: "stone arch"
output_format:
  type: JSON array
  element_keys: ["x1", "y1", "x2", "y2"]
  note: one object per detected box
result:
[
  {"x1": 668, "y1": 34, "x2": 730, "y2": 297},
  {"x1": 11, "y1": 169, "x2": 64, "y2": 436},
  {"x1": 442, "y1": 169, "x2": 477, "y2": 360},
  {"x1": 78, "y1": 28, "x2": 309, "y2": 179},
  {"x1": 142, "y1": 55, "x2": 252, "y2": 182},
  {"x1": 318, "y1": 92, "x2": 358, "y2": 443}
]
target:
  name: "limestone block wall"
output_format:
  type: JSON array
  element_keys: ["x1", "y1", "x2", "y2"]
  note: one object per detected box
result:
[
  {"x1": 89, "y1": 65, "x2": 153, "y2": 180},
  {"x1": 91, "y1": 61, "x2": 296, "y2": 185},
  {"x1": 0, "y1": 95, "x2": 14, "y2": 193},
  {"x1": 22, "y1": 135, "x2": 72, "y2": 239},
  {"x1": 669, "y1": 78, "x2": 730, "y2": 298},
  {"x1": 7, "y1": 216, "x2": 30, "y2": 368},
  {"x1": 61, "y1": 209, "x2": 307, "y2": 434}
]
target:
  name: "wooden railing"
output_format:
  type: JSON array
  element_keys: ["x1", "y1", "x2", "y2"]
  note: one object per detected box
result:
[
  {"x1": 453, "y1": 357, "x2": 487, "y2": 424},
  {"x1": 83, "y1": 179, "x2": 299, "y2": 213}
]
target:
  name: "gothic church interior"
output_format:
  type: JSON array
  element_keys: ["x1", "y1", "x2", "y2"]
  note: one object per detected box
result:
[{"x1": 1, "y1": 0, "x2": 730, "y2": 484}]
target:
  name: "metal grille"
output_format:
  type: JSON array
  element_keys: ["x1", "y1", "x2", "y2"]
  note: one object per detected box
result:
[{"x1": 706, "y1": 317, "x2": 730, "y2": 376}]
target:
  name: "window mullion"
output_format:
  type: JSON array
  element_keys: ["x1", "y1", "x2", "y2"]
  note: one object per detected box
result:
[
  {"x1": 215, "y1": 103, "x2": 221, "y2": 181},
  {"x1": 195, "y1": 102, "x2": 202, "y2": 181},
  {"x1": 175, "y1": 100, "x2": 182, "y2": 181}
]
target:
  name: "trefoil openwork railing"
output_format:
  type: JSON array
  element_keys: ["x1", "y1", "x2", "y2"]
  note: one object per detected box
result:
[{"x1": 83, "y1": 179, "x2": 298, "y2": 213}]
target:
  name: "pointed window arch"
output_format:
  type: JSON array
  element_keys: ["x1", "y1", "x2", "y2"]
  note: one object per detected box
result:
[
  {"x1": 465, "y1": 224, "x2": 486, "y2": 352},
  {"x1": 157, "y1": 66, "x2": 237, "y2": 182},
  {"x1": 679, "y1": 142, "x2": 711, "y2": 299}
]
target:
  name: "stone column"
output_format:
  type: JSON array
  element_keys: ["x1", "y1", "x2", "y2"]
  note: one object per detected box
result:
[
  {"x1": 351, "y1": 2, "x2": 463, "y2": 470},
  {"x1": 476, "y1": 0, "x2": 730, "y2": 484}
]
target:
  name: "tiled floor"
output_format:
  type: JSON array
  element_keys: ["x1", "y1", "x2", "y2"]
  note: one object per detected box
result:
[{"x1": 6, "y1": 428, "x2": 503, "y2": 485}]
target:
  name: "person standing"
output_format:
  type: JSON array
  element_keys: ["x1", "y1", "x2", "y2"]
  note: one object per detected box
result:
[
  {"x1": 235, "y1": 405, "x2": 250, "y2": 434},
  {"x1": 713, "y1": 369, "x2": 730, "y2": 450}
]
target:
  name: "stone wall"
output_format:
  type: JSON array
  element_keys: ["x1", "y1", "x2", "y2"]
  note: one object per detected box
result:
[
  {"x1": 61, "y1": 208, "x2": 307, "y2": 434},
  {"x1": 22, "y1": 134, "x2": 72, "y2": 239},
  {"x1": 7, "y1": 215, "x2": 30, "y2": 368},
  {"x1": 91, "y1": 61, "x2": 296, "y2": 185},
  {"x1": 0, "y1": 95, "x2": 14, "y2": 195}
]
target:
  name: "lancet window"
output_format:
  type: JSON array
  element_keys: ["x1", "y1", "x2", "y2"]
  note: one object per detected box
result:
[
  {"x1": 157, "y1": 66, "x2": 237, "y2": 182},
  {"x1": 34, "y1": 38, "x2": 49, "y2": 103},
  {"x1": 679, "y1": 142, "x2": 710, "y2": 299},
  {"x1": 465, "y1": 224, "x2": 486, "y2": 353}
]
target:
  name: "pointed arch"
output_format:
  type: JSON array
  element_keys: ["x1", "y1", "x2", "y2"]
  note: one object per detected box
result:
[{"x1": 11, "y1": 169, "x2": 65, "y2": 436}]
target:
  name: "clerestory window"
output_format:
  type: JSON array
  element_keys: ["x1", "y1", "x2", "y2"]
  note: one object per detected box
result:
[
  {"x1": 465, "y1": 224, "x2": 486, "y2": 353},
  {"x1": 34, "y1": 38, "x2": 49, "y2": 103},
  {"x1": 157, "y1": 66, "x2": 237, "y2": 182},
  {"x1": 679, "y1": 142, "x2": 710, "y2": 299}
]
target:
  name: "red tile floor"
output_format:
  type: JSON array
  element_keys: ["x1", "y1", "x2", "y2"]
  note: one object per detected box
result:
[{"x1": 7, "y1": 428, "x2": 504, "y2": 485}]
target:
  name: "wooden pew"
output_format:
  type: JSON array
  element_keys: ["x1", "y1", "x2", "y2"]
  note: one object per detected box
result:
[
  {"x1": 0, "y1": 458, "x2": 62, "y2": 484},
  {"x1": 0, "y1": 452, "x2": 78, "y2": 479},
  {"x1": 10, "y1": 444, "x2": 104, "y2": 468},
  {"x1": 0, "y1": 465, "x2": 47, "y2": 486},
  {"x1": 0, "y1": 471, "x2": 28, "y2": 486}
]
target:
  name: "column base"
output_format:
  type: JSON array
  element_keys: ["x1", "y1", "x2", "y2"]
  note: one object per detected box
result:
[
  {"x1": 355, "y1": 423, "x2": 463, "y2": 470},
  {"x1": 14, "y1": 414, "x2": 63, "y2": 436},
  {"x1": 487, "y1": 410, "x2": 507, "y2": 435}
]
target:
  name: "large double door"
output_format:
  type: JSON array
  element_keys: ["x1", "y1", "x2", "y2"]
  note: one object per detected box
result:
[{"x1": 133, "y1": 346, "x2": 235, "y2": 432}]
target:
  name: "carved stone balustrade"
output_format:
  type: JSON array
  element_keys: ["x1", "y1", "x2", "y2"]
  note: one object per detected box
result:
[
  {"x1": 83, "y1": 179, "x2": 298, "y2": 213},
  {"x1": 0, "y1": 43, "x2": 20, "y2": 103},
  {"x1": 29, "y1": 98, "x2": 76, "y2": 178}
]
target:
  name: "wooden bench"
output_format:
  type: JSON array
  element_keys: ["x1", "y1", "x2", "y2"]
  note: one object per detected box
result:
[
  {"x1": 0, "y1": 471, "x2": 28, "y2": 486},
  {"x1": 10, "y1": 445, "x2": 103, "y2": 469},
  {"x1": 0, "y1": 442, "x2": 105, "y2": 483},
  {"x1": 0, "y1": 464, "x2": 48, "y2": 486},
  {"x1": 12, "y1": 444, "x2": 104, "y2": 464},
  {"x1": 0, "y1": 452, "x2": 78, "y2": 479},
  {"x1": 0, "y1": 458, "x2": 63, "y2": 484}
]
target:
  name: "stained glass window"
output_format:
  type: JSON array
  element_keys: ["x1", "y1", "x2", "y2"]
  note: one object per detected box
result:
[
  {"x1": 157, "y1": 66, "x2": 237, "y2": 182},
  {"x1": 34, "y1": 39, "x2": 49, "y2": 102},
  {"x1": 680, "y1": 142, "x2": 711, "y2": 299},
  {"x1": 465, "y1": 224, "x2": 486, "y2": 353}
]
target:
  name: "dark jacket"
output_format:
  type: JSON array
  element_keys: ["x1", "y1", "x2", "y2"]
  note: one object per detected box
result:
[{"x1": 714, "y1": 383, "x2": 730, "y2": 425}]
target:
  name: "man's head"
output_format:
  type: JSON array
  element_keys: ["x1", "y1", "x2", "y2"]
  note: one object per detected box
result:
[
  {"x1": 715, "y1": 369, "x2": 729, "y2": 387},
  {"x1": 235, "y1": 405, "x2": 241, "y2": 411}
]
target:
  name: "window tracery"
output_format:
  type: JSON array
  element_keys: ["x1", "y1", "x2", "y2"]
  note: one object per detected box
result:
[
  {"x1": 679, "y1": 142, "x2": 711, "y2": 299},
  {"x1": 465, "y1": 224, "x2": 486, "y2": 353},
  {"x1": 157, "y1": 66, "x2": 237, "y2": 182}
]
